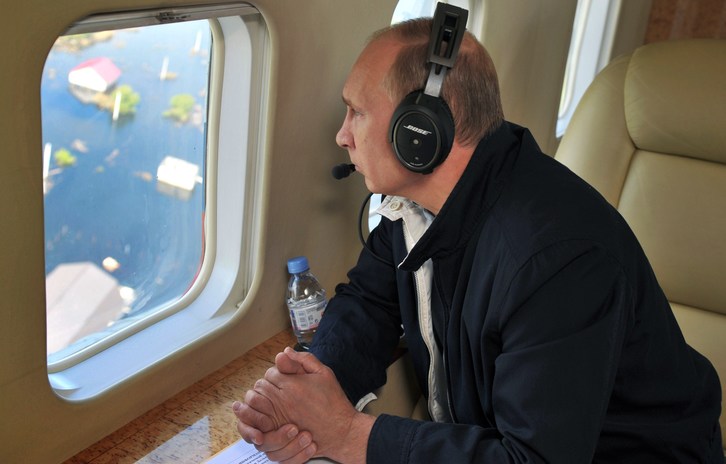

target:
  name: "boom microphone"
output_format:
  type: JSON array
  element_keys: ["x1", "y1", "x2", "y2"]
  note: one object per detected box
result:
[{"x1": 332, "y1": 163, "x2": 356, "y2": 180}]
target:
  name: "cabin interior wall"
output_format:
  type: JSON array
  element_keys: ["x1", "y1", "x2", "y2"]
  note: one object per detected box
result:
[
  {"x1": 477, "y1": 0, "x2": 579, "y2": 156},
  {"x1": 2, "y1": 0, "x2": 724, "y2": 462},
  {"x1": 0, "y1": 0, "x2": 394, "y2": 462}
]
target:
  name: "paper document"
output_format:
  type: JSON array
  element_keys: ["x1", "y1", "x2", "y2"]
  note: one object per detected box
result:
[{"x1": 206, "y1": 438, "x2": 336, "y2": 464}]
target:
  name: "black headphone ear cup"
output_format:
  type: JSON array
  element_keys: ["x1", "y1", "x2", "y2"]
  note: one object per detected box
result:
[{"x1": 389, "y1": 91, "x2": 455, "y2": 174}]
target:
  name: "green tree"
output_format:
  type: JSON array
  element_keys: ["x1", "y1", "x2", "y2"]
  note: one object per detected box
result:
[
  {"x1": 95, "y1": 84, "x2": 141, "y2": 116},
  {"x1": 111, "y1": 85, "x2": 141, "y2": 115},
  {"x1": 163, "y1": 94, "x2": 196, "y2": 123},
  {"x1": 54, "y1": 148, "x2": 77, "y2": 167}
]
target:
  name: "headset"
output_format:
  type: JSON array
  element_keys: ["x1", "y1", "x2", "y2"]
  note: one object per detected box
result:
[
  {"x1": 388, "y1": 2, "x2": 468, "y2": 174},
  {"x1": 334, "y1": 4, "x2": 469, "y2": 267}
]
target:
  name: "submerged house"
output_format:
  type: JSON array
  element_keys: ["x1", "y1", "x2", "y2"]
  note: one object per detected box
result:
[
  {"x1": 45, "y1": 262, "x2": 129, "y2": 355},
  {"x1": 68, "y1": 57, "x2": 121, "y2": 102}
]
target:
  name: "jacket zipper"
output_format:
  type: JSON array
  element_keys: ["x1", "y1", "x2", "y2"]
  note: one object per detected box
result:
[
  {"x1": 435, "y1": 266, "x2": 457, "y2": 423},
  {"x1": 402, "y1": 221, "x2": 451, "y2": 422}
]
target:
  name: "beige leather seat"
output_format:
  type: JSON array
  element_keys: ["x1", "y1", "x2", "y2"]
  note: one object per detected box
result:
[{"x1": 555, "y1": 38, "x2": 726, "y2": 451}]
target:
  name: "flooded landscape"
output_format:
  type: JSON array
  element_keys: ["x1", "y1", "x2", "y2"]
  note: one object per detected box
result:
[{"x1": 41, "y1": 21, "x2": 211, "y2": 354}]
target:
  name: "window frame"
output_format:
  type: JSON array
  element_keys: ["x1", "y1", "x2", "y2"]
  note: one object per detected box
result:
[
  {"x1": 556, "y1": 0, "x2": 621, "y2": 137},
  {"x1": 45, "y1": 4, "x2": 270, "y2": 400}
]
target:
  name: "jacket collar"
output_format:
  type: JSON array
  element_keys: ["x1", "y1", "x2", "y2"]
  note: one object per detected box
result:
[{"x1": 397, "y1": 121, "x2": 535, "y2": 271}]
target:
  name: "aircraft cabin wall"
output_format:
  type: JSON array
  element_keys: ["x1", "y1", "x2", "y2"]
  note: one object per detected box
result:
[
  {"x1": 0, "y1": 0, "x2": 392, "y2": 462},
  {"x1": 1, "y1": 0, "x2": 725, "y2": 462}
]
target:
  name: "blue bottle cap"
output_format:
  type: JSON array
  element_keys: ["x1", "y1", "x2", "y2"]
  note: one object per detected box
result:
[{"x1": 287, "y1": 256, "x2": 309, "y2": 274}]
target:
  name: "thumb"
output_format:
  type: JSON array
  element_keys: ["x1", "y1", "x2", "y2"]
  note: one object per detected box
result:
[
  {"x1": 282, "y1": 346, "x2": 324, "y2": 374},
  {"x1": 275, "y1": 348, "x2": 306, "y2": 374}
]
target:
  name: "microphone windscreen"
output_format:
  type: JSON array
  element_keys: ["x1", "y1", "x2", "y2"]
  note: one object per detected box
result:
[{"x1": 332, "y1": 163, "x2": 355, "y2": 180}]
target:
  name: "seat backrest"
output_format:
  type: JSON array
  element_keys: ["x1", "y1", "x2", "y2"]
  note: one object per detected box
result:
[{"x1": 555, "y1": 38, "x2": 726, "y2": 449}]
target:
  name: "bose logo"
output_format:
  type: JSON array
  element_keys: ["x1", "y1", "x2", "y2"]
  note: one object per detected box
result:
[{"x1": 403, "y1": 124, "x2": 432, "y2": 136}]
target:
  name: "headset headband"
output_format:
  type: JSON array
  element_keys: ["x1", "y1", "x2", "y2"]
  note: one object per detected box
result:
[{"x1": 424, "y1": 3, "x2": 468, "y2": 98}]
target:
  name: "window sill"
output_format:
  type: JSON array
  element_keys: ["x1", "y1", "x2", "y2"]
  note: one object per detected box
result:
[{"x1": 63, "y1": 329, "x2": 296, "y2": 463}]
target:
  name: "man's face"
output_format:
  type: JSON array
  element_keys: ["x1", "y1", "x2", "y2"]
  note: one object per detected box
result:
[{"x1": 336, "y1": 39, "x2": 422, "y2": 196}]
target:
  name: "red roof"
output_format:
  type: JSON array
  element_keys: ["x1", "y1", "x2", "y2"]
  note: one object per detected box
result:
[{"x1": 70, "y1": 57, "x2": 121, "y2": 85}]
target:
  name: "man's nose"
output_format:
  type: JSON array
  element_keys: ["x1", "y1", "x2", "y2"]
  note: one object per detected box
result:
[{"x1": 336, "y1": 123, "x2": 352, "y2": 149}]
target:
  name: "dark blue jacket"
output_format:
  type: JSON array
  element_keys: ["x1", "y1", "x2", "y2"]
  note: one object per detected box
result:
[{"x1": 310, "y1": 122, "x2": 722, "y2": 463}]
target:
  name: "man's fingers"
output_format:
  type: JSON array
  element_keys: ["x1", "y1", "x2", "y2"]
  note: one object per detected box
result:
[
  {"x1": 233, "y1": 399, "x2": 316, "y2": 464},
  {"x1": 233, "y1": 398, "x2": 276, "y2": 433},
  {"x1": 245, "y1": 386, "x2": 274, "y2": 415},
  {"x1": 250, "y1": 423, "x2": 296, "y2": 452},
  {"x1": 235, "y1": 414, "x2": 264, "y2": 446},
  {"x1": 265, "y1": 429, "x2": 318, "y2": 464}
]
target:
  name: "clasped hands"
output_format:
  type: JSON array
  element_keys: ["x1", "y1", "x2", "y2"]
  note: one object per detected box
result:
[{"x1": 232, "y1": 347, "x2": 374, "y2": 464}]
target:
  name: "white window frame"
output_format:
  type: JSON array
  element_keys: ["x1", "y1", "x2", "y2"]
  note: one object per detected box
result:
[
  {"x1": 557, "y1": 0, "x2": 621, "y2": 137},
  {"x1": 46, "y1": 4, "x2": 270, "y2": 401}
]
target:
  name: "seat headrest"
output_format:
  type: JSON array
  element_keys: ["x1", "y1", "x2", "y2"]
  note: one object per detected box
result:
[{"x1": 625, "y1": 39, "x2": 726, "y2": 164}]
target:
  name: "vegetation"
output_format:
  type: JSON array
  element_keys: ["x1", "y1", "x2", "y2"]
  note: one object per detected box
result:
[
  {"x1": 95, "y1": 85, "x2": 141, "y2": 116},
  {"x1": 163, "y1": 94, "x2": 196, "y2": 123},
  {"x1": 54, "y1": 148, "x2": 77, "y2": 167},
  {"x1": 52, "y1": 31, "x2": 115, "y2": 53}
]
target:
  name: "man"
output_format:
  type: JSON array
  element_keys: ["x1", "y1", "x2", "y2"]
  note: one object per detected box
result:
[{"x1": 232, "y1": 16, "x2": 723, "y2": 464}]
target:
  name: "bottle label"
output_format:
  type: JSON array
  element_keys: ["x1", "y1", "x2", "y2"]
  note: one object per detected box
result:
[{"x1": 291, "y1": 299, "x2": 326, "y2": 331}]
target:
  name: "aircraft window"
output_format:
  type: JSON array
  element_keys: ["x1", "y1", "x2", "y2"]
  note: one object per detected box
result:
[
  {"x1": 42, "y1": 18, "x2": 212, "y2": 360},
  {"x1": 557, "y1": 0, "x2": 620, "y2": 137},
  {"x1": 42, "y1": 5, "x2": 268, "y2": 397},
  {"x1": 392, "y1": 0, "x2": 437, "y2": 23},
  {"x1": 392, "y1": 0, "x2": 470, "y2": 27}
]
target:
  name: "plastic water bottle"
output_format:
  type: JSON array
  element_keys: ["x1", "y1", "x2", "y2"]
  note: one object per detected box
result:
[{"x1": 286, "y1": 256, "x2": 327, "y2": 350}]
